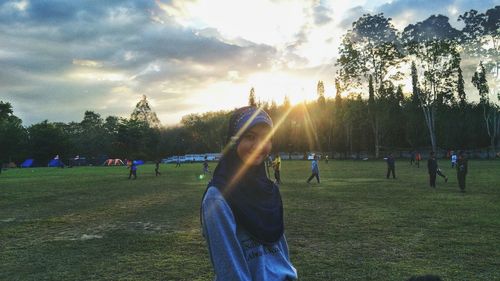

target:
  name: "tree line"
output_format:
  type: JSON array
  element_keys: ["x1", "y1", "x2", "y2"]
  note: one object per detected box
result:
[{"x1": 0, "y1": 6, "x2": 498, "y2": 166}]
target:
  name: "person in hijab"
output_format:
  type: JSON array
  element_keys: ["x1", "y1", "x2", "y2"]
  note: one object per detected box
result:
[{"x1": 200, "y1": 106, "x2": 297, "y2": 281}]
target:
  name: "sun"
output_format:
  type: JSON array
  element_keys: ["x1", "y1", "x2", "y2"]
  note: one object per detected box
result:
[{"x1": 245, "y1": 72, "x2": 323, "y2": 105}]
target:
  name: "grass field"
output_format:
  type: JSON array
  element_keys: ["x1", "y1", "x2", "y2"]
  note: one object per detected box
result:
[{"x1": 1, "y1": 160, "x2": 499, "y2": 281}]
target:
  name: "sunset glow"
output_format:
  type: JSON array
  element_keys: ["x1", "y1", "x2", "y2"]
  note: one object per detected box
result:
[{"x1": 0, "y1": 0, "x2": 496, "y2": 125}]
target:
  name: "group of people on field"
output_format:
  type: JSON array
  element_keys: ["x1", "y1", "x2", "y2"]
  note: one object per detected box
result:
[
  {"x1": 120, "y1": 106, "x2": 473, "y2": 280},
  {"x1": 386, "y1": 150, "x2": 468, "y2": 192},
  {"x1": 200, "y1": 106, "x2": 456, "y2": 280}
]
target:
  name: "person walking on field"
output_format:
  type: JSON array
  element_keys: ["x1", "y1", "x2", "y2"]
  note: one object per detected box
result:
[
  {"x1": 175, "y1": 156, "x2": 181, "y2": 167},
  {"x1": 386, "y1": 153, "x2": 396, "y2": 179},
  {"x1": 456, "y1": 151, "x2": 468, "y2": 193},
  {"x1": 128, "y1": 161, "x2": 137, "y2": 180},
  {"x1": 203, "y1": 156, "x2": 210, "y2": 174},
  {"x1": 155, "y1": 160, "x2": 161, "y2": 176},
  {"x1": 427, "y1": 151, "x2": 448, "y2": 188},
  {"x1": 200, "y1": 106, "x2": 297, "y2": 280},
  {"x1": 272, "y1": 153, "x2": 282, "y2": 184},
  {"x1": 306, "y1": 155, "x2": 320, "y2": 184}
]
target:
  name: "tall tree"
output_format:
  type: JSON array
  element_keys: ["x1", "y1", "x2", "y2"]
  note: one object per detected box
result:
[
  {"x1": 131, "y1": 95, "x2": 161, "y2": 128},
  {"x1": 248, "y1": 87, "x2": 256, "y2": 106},
  {"x1": 337, "y1": 13, "x2": 402, "y2": 157},
  {"x1": 472, "y1": 62, "x2": 499, "y2": 154},
  {"x1": 402, "y1": 15, "x2": 461, "y2": 152},
  {"x1": 459, "y1": 6, "x2": 499, "y2": 105},
  {"x1": 457, "y1": 65, "x2": 467, "y2": 108},
  {"x1": 317, "y1": 80, "x2": 326, "y2": 107},
  {"x1": 78, "y1": 111, "x2": 108, "y2": 159}
]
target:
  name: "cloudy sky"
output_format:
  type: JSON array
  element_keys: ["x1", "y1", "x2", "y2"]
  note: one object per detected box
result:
[{"x1": 0, "y1": 0, "x2": 497, "y2": 126}]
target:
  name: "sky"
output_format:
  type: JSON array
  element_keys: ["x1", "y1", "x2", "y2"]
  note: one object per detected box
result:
[{"x1": 0, "y1": 0, "x2": 497, "y2": 126}]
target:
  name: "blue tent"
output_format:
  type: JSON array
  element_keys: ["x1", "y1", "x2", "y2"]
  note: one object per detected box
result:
[
  {"x1": 21, "y1": 159, "x2": 34, "y2": 168},
  {"x1": 48, "y1": 159, "x2": 64, "y2": 167}
]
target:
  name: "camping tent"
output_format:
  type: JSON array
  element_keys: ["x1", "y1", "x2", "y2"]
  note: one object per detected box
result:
[
  {"x1": 103, "y1": 159, "x2": 125, "y2": 166},
  {"x1": 133, "y1": 160, "x2": 144, "y2": 165},
  {"x1": 21, "y1": 159, "x2": 34, "y2": 168},
  {"x1": 48, "y1": 159, "x2": 64, "y2": 167}
]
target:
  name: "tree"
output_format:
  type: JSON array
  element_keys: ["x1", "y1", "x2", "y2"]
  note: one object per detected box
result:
[
  {"x1": 28, "y1": 121, "x2": 72, "y2": 164},
  {"x1": 317, "y1": 80, "x2": 326, "y2": 107},
  {"x1": 402, "y1": 15, "x2": 461, "y2": 152},
  {"x1": 248, "y1": 87, "x2": 256, "y2": 106},
  {"x1": 459, "y1": 6, "x2": 499, "y2": 86},
  {"x1": 457, "y1": 65, "x2": 467, "y2": 108},
  {"x1": 472, "y1": 62, "x2": 499, "y2": 154},
  {"x1": 78, "y1": 111, "x2": 109, "y2": 160},
  {"x1": 337, "y1": 13, "x2": 403, "y2": 157},
  {"x1": 0, "y1": 101, "x2": 27, "y2": 164},
  {"x1": 131, "y1": 95, "x2": 161, "y2": 128}
]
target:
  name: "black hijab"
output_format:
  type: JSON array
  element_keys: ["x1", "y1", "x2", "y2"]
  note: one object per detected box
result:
[{"x1": 202, "y1": 106, "x2": 284, "y2": 245}]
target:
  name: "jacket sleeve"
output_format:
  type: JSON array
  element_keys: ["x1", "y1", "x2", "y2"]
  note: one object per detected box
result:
[{"x1": 202, "y1": 198, "x2": 252, "y2": 281}]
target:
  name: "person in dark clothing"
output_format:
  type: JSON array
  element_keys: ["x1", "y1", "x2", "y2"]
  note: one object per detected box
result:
[
  {"x1": 427, "y1": 152, "x2": 438, "y2": 187},
  {"x1": 175, "y1": 156, "x2": 181, "y2": 167},
  {"x1": 203, "y1": 156, "x2": 209, "y2": 174},
  {"x1": 410, "y1": 150, "x2": 415, "y2": 165},
  {"x1": 155, "y1": 160, "x2": 161, "y2": 176},
  {"x1": 428, "y1": 152, "x2": 449, "y2": 187},
  {"x1": 457, "y1": 151, "x2": 468, "y2": 193},
  {"x1": 128, "y1": 161, "x2": 137, "y2": 179},
  {"x1": 386, "y1": 153, "x2": 396, "y2": 179}
]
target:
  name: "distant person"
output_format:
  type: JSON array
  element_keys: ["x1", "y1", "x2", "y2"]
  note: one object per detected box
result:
[
  {"x1": 415, "y1": 151, "x2": 421, "y2": 168},
  {"x1": 128, "y1": 161, "x2": 137, "y2": 180},
  {"x1": 451, "y1": 151, "x2": 457, "y2": 168},
  {"x1": 457, "y1": 151, "x2": 468, "y2": 193},
  {"x1": 203, "y1": 156, "x2": 209, "y2": 174},
  {"x1": 176, "y1": 156, "x2": 181, "y2": 167},
  {"x1": 200, "y1": 106, "x2": 297, "y2": 280},
  {"x1": 410, "y1": 150, "x2": 415, "y2": 165},
  {"x1": 325, "y1": 155, "x2": 329, "y2": 163},
  {"x1": 307, "y1": 155, "x2": 320, "y2": 184},
  {"x1": 386, "y1": 153, "x2": 396, "y2": 179},
  {"x1": 407, "y1": 275, "x2": 442, "y2": 281},
  {"x1": 272, "y1": 153, "x2": 282, "y2": 184},
  {"x1": 155, "y1": 160, "x2": 161, "y2": 176},
  {"x1": 427, "y1": 152, "x2": 438, "y2": 187}
]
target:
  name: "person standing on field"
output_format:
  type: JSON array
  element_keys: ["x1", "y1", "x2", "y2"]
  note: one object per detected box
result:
[
  {"x1": 456, "y1": 151, "x2": 468, "y2": 193},
  {"x1": 415, "y1": 151, "x2": 421, "y2": 168},
  {"x1": 203, "y1": 155, "x2": 210, "y2": 174},
  {"x1": 272, "y1": 153, "x2": 282, "y2": 184},
  {"x1": 428, "y1": 152, "x2": 438, "y2": 188},
  {"x1": 128, "y1": 161, "x2": 137, "y2": 180},
  {"x1": 451, "y1": 152, "x2": 457, "y2": 168},
  {"x1": 200, "y1": 106, "x2": 297, "y2": 280},
  {"x1": 386, "y1": 153, "x2": 396, "y2": 179},
  {"x1": 155, "y1": 160, "x2": 161, "y2": 176}
]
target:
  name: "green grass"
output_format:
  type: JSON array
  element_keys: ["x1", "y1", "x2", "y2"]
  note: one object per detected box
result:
[{"x1": 1, "y1": 160, "x2": 499, "y2": 281}]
